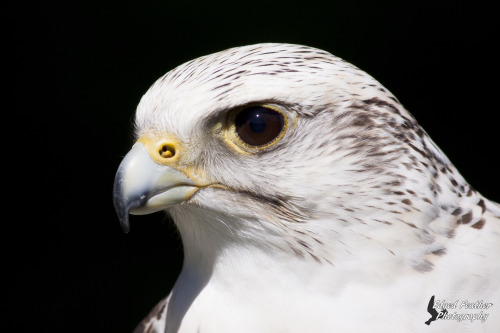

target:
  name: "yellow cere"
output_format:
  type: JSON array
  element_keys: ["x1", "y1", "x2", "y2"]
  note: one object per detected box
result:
[
  {"x1": 137, "y1": 134, "x2": 182, "y2": 165},
  {"x1": 137, "y1": 134, "x2": 212, "y2": 187}
]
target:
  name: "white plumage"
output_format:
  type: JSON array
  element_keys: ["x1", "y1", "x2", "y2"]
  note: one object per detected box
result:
[{"x1": 113, "y1": 43, "x2": 500, "y2": 332}]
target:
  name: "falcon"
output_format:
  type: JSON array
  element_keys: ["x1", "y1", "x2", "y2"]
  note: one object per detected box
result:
[{"x1": 113, "y1": 43, "x2": 500, "y2": 332}]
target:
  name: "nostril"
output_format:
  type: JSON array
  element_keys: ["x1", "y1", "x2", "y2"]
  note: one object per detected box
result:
[{"x1": 159, "y1": 144, "x2": 176, "y2": 158}]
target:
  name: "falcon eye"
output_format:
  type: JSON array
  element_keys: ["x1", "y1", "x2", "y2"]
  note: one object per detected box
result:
[{"x1": 234, "y1": 106, "x2": 285, "y2": 147}]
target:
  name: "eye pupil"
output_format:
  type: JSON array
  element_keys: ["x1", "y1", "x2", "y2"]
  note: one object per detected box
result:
[
  {"x1": 235, "y1": 106, "x2": 285, "y2": 147},
  {"x1": 250, "y1": 114, "x2": 266, "y2": 133}
]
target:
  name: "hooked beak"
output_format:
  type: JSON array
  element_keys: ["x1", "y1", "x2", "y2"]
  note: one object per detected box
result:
[{"x1": 113, "y1": 143, "x2": 198, "y2": 233}]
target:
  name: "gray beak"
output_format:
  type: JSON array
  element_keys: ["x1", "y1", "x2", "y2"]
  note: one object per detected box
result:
[{"x1": 113, "y1": 143, "x2": 197, "y2": 233}]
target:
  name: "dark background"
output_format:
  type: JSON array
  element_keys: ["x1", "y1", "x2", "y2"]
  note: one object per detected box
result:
[{"x1": 9, "y1": 1, "x2": 498, "y2": 332}]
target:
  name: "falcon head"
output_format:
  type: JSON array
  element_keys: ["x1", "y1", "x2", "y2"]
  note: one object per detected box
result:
[{"x1": 113, "y1": 43, "x2": 477, "y2": 276}]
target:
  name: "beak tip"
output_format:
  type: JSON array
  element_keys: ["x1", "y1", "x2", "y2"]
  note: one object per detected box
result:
[
  {"x1": 113, "y1": 186, "x2": 130, "y2": 234},
  {"x1": 121, "y1": 220, "x2": 130, "y2": 233},
  {"x1": 114, "y1": 197, "x2": 132, "y2": 233},
  {"x1": 115, "y1": 204, "x2": 131, "y2": 233},
  {"x1": 113, "y1": 185, "x2": 132, "y2": 233}
]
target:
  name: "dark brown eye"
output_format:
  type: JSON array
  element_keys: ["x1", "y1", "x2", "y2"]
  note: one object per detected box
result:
[{"x1": 235, "y1": 106, "x2": 285, "y2": 147}]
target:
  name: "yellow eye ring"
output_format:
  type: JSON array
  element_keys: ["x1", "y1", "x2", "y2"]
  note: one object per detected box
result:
[{"x1": 225, "y1": 104, "x2": 288, "y2": 152}]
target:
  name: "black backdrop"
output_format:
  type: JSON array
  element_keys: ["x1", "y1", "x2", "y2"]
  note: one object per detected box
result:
[{"x1": 10, "y1": 1, "x2": 499, "y2": 332}]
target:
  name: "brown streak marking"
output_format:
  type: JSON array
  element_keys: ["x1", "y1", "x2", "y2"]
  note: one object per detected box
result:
[
  {"x1": 460, "y1": 211, "x2": 473, "y2": 224},
  {"x1": 431, "y1": 248, "x2": 446, "y2": 256},
  {"x1": 477, "y1": 199, "x2": 486, "y2": 214},
  {"x1": 471, "y1": 219, "x2": 486, "y2": 229},
  {"x1": 308, "y1": 252, "x2": 322, "y2": 263},
  {"x1": 402, "y1": 199, "x2": 412, "y2": 205}
]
